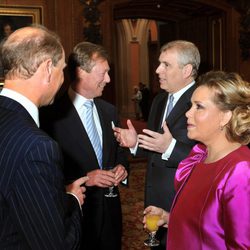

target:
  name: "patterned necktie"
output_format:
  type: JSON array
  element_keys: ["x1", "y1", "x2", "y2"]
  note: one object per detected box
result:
[
  {"x1": 166, "y1": 94, "x2": 174, "y2": 118},
  {"x1": 83, "y1": 100, "x2": 102, "y2": 168}
]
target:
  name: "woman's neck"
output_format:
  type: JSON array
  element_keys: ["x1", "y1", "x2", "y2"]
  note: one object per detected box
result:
[{"x1": 204, "y1": 141, "x2": 241, "y2": 164}]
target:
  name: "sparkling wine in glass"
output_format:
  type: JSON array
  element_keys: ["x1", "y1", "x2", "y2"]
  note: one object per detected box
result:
[
  {"x1": 144, "y1": 214, "x2": 160, "y2": 247},
  {"x1": 104, "y1": 167, "x2": 117, "y2": 198}
]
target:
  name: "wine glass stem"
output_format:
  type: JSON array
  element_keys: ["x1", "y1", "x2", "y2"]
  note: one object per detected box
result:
[{"x1": 149, "y1": 231, "x2": 157, "y2": 243}]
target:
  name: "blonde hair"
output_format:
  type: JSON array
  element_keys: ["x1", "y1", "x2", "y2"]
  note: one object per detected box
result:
[{"x1": 197, "y1": 71, "x2": 250, "y2": 145}]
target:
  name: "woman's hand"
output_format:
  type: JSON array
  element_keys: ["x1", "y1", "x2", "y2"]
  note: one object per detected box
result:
[{"x1": 143, "y1": 206, "x2": 170, "y2": 228}]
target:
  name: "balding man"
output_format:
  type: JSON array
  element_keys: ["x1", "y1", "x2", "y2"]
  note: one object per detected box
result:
[{"x1": 0, "y1": 25, "x2": 88, "y2": 249}]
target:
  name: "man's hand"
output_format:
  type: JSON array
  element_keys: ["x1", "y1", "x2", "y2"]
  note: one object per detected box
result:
[
  {"x1": 113, "y1": 119, "x2": 138, "y2": 148},
  {"x1": 86, "y1": 169, "x2": 116, "y2": 188},
  {"x1": 113, "y1": 164, "x2": 128, "y2": 186},
  {"x1": 66, "y1": 176, "x2": 89, "y2": 205},
  {"x1": 138, "y1": 122, "x2": 172, "y2": 153}
]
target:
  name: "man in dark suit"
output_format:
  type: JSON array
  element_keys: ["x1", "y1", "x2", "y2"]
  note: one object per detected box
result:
[
  {"x1": 114, "y1": 40, "x2": 200, "y2": 249},
  {"x1": 40, "y1": 42, "x2": 129, "y2": 250},
  {"x1": 0, "y1": 26, "x2": 88, "y2": 249}
]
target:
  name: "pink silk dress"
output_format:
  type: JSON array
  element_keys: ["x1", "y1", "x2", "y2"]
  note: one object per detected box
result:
[{"x1": 167, "y1": 144, "x2": 250, "y2": 250}]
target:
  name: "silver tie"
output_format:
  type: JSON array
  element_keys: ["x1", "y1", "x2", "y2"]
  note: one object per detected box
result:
[
  {"x1": 83, "y1": 100, "x2": 102, "y2": 168},
  {"x1": 166, "y1": 94, "x2": 174, "y2": 117}
]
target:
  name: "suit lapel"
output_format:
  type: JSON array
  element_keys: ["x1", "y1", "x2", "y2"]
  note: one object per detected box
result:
[
  {"x1": 58, "y1": 94, "x2": 97, "y2": 161},
  {"x1": 155, "y1": 94, "x2": 168, "y2": 131},
  {"x1": 166, "y1": 85, "x2": 196, "y2": 127}
]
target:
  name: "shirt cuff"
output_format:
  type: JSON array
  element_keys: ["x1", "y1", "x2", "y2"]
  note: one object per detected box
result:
[
  {"x1": 129, "y1": 140, "x2": 139, "y2": 155},
  {"x1": 161, "y1": 138, "x2": 177, "y2": 160}
]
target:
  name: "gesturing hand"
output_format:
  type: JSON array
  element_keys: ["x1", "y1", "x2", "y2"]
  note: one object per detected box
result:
[
  {"x1": 113, "y1": 119, "x2": 138, "y2": 148},
  {"x1": 66, "y1": 176, "x2": 89, "y2": 205},
  {"x1": 138, "y1": 122, "x2": 173, "y2": 153}
]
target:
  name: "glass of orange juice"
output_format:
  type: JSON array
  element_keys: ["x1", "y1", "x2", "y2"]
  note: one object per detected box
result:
[{"x1": 144, "y1": 214, "x2": 160, "y2": 247}]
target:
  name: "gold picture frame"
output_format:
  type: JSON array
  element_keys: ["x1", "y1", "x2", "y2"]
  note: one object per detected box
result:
[{"x1": 0, "y1": 5, "x2": 43, "y2": 87}]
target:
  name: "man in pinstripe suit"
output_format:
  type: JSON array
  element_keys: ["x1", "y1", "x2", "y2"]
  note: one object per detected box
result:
[{"x1": 0, "y1": 25, "x2": 88, "y2": 249}]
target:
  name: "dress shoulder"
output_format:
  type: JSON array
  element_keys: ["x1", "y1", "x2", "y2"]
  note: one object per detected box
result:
[{"x1": 174, "y1": 143, "x2": 207, "y2": 191}]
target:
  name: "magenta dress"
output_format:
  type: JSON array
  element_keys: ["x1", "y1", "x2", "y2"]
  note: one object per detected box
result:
[{"x1": 167, "y1": 144, "x2": 250, "y2": 250}]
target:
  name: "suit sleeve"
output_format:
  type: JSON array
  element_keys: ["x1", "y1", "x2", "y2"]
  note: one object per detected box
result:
[{"x1": 9, "y1": 139, "x2": 82, "y2": 250}]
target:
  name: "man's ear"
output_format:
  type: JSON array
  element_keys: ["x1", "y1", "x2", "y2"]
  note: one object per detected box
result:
[
  {"x1": 45, "y1": 59, "x2": 53, "y2": 83},
  {"x1": 76, "y1": 67, "x2": 86, "y2": 77},
  {"x1": 182, "y1": 64, "x2": 193, "y2": 78}
]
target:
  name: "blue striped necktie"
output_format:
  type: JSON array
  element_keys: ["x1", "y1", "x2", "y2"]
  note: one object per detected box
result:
[{"x1": 83, "y1": 100, "x2": 102, "y2": 168}]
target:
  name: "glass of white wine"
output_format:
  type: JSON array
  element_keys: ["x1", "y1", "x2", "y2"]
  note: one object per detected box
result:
[
  {"x1": 144, "y1": 213, "x2": 160, "y2": 247},
  {"x1": 104, "y1": 166, "x2": 117, "y2": 198}
]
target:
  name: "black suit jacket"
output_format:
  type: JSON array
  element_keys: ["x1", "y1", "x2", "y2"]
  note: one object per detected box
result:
[
  {"x1": 0, "y1": 96, "x2": 82, "y2": 250},
  {"x1": 143, "y1": 85, "x2": 197, "y2": 211},
  {"x1": 40, "y1": 93, "x2": 129, "y2": 250}
]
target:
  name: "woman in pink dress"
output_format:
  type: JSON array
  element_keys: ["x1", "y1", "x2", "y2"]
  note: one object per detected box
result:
[{"x1": 143, "y1": 71, "x2": 250, "y2": 250}]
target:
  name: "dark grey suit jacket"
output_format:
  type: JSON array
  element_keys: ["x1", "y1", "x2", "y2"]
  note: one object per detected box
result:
[
  {"x1": 143, "y1": 85, "x2": 197, "y2": 211},
  {"x1": 40, "y1": 93, "x2": 129, "y2": 250},
  {"x1": 0, "y1": 96, "x2": 82, "y2": 250}
]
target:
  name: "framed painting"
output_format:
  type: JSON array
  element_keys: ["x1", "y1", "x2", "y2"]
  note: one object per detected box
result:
[{"x1": 0, "y1": 5, "x2": 43, "y2": 86}]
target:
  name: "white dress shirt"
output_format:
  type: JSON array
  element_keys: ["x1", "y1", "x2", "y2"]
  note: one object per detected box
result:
[{"x1": 68, "y1": 87, "x2": 103, "y2": 146}]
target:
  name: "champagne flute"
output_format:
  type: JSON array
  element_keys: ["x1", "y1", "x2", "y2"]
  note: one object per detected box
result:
[
  {"x1": 104, "y1": 166, "x2": 117, "y2": 198},
  {"x1": 144, "y1": 214, "x2": 160, "y2": 247}
]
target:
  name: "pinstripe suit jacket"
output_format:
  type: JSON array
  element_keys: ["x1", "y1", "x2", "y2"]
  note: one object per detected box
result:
[{"x1": 0, "y1": 96, "x2": 82, "y2": 250}]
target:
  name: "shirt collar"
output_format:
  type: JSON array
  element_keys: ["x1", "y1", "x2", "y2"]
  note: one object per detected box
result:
[
  {"x1": 172, "y1": 81, "x2": 195, "y2": 104},
  {"x1": 68, "y1": 87, "x2": 93, "y2": 112},
  {"x1": 0, "y1": 88, "x2": 39, "y2": 127}
]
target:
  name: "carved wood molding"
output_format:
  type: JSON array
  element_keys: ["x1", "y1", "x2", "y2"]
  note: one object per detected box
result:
[{"x1": 79, "y1": 0, "x2": 103, "y2": 44}]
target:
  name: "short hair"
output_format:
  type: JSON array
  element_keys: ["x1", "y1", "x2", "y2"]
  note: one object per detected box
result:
[
  {"x1": 197, "y1": 71, "x2": 250, "y2": 145},
  {"x1": 68, "y1": 41, "x2": 109, "y2": 82},
  {"x1": 161, "y1": 40, "x2": 200, "y2": 78},
  {"x1": 1, "y1": 25, "x2": 63, "y2": 80}
]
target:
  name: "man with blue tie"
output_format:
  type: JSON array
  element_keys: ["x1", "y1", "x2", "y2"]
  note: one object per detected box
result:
[
  {"x1": 0, "y1": 25, "x2": 88, "y2": 249},
  {"x1": 40, "y1": 42, "x2": 129, "y2": 250},
  {"x1": 113, "y1": 40, "x2": 200, "y2": 249}
]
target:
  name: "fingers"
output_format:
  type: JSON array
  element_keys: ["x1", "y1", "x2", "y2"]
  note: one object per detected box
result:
[
  {"x1": 141, "y1": 129, "x2": 158, "y2": 138},
  {"x1": 86, "y1": 169, "x2": 116, "y2": 187},
  {"x1": 74, "y1": 176, "x2": 89, "y2": 186},
  {"x1": 127, "y1": 119, "x2": 135, "y2": 130},
  {"x1": 143, "y1": 206, "x2": 154, "y2": 215},
  {"x1": 114, "y1": 170, "x2": 128, "y2": 185}
]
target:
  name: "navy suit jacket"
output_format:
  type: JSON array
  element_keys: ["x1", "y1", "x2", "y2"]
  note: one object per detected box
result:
[
  {"x1": 143, "y1": 85, "x2": 197, "y2": 211},
  {"x1": 0, "y1": 96, "x2": 82, "y2": 250},
  {"x1": 40, "y1": 93, "x2": 129, "y2": 249}
]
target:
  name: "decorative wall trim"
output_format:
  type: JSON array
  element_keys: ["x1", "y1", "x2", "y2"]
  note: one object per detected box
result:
[{"x1": 79, "y1": 0, "x2": 102, "y2": 44}]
